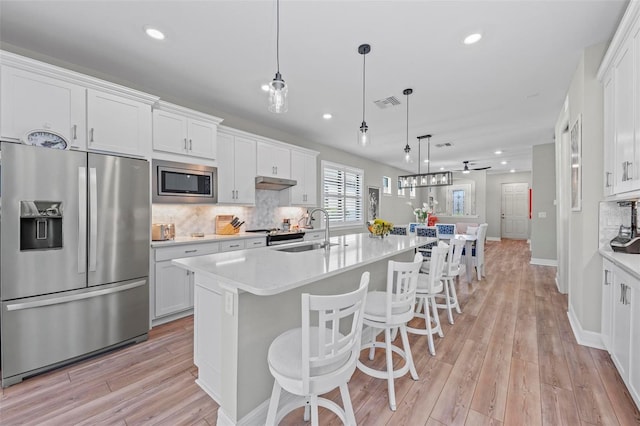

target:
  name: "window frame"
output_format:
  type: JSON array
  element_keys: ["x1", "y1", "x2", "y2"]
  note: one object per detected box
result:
[{"x1": 321, "y1": 160, "x2": 365, "y2": 228}]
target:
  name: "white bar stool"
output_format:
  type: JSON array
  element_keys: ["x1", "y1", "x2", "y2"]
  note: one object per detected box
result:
[
  {"x1": 407, "y1": 245, "x2": 448, "y2": 356},
  {"x1": 436, "y1": 237, "x2": 465, "y2": 324},
  {"x1": 356, "y1": 253, "x2": 422, "y2": 411},
  {"x1": 265, "y1": 273, "x2": 369, "y2": 426}
]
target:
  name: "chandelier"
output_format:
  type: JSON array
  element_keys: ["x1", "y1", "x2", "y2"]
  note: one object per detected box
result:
[{"x1": 398, "y1": 135, "x2": 453, "y2": 188}]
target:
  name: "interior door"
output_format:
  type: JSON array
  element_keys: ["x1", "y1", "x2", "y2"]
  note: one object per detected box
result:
[
  {"x1": 0, "y1": 143, "x2": 86, "y2": 299},
  {"x1": 501, "y1": 182, "x2": 529, "y2": 239},
  {"x1": 87, "y1": 153, "x2": 149, "y2": 286}
]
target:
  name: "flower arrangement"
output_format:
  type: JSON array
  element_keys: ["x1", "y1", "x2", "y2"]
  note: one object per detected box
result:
[
  {"x1": 407, "y1": 202, "x2": 431, "y2": 223},
  {"x1": 368, "y1": 218, "x2": 393, "y2": 237}
]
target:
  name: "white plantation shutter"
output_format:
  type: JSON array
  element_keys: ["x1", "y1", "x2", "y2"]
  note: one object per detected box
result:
[{"x1": 322, "y1": 161, "x2": 364, "y2": 226}]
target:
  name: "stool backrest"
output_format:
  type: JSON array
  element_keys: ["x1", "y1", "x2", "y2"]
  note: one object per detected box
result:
[
  {"x1": 423, "y1": 245, "x2": 448, "y2": 293},
  {"x1": 435, "y1": 223, "x2": 456, "y2": 239},
  {"x1": 416, "y1": 226, "x2": 437, "y2": 238},
  {"x1": 446, "y1": 238, "x2": 466, "y2": 276},
  {"x1": 301, "y1": 272, "x2": 370, "y2": 393},
  {"x1": 474, "y1": 223, "x2": 488, "y2": 264},
  {"x1": 390, "y1": 226, "x2": 407, "y2": 235},
  {"x1": 384, "y1": 252, "x2": 423, "y2": 324}
]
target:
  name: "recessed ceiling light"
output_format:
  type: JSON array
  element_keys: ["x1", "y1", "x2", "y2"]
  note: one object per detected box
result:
[
  {"x1": 261, "y1": 84, "x2": 270, "y2": 92},
  {"x1": 510, "y1": 169, "x2": 516, "y2": 173},
  {"x1": 322, "y1": 113, "x2": 332, "y2": 120},
  {"x1": 501, "y1": 161, "x2": 507, "y2": 165},
  {"x1": 494, "y1": 150, "x2": 502, "y2": 155},
  {"x1": 144, "y1": 26, "x2": 165, "y2": 40},
  {"x1": 440, "y1": 167, "x2": 445, "y2": 171},
  {"x1": 423, "y1": 159, "x2": 429, "y2": 163},
  {"x1": 463, "y1": 33, "x2": 482, "y2": 45}
]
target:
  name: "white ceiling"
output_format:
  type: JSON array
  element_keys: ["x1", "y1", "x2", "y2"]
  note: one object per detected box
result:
[{"x1": 0, "y1": 1, "x2": 628, "y2": 174}]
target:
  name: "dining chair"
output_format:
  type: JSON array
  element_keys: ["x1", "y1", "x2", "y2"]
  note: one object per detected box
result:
[
  {"x1": 435, "y1": 223, "x2": 456, "y2": 241},
  {"x1": 265, "y1": 273, "x2": 370, "y2": 425}
]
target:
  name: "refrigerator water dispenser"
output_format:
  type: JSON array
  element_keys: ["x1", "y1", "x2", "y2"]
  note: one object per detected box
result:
[{"x1": 20, "y1": 201, "x2": 63, "y2": 250}]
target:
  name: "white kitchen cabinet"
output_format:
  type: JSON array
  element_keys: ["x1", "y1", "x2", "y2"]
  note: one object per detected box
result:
[
  {"x1": 257, "y1": 140, "x2": 291, "y2": 178},
  {"x1": 217, "y1": 131, "x2": 256, "y2": 204},
  {"x1": 281, "y1": 150, "x2": 318, "y2": 206},
  {"x1": 0, "y1": 65, "x2": 86, "y2": 150},
  {"x1": 601, "y1": 259, "x2": 615, "y2": 351},
  {"x1": 152, "y1": 102, "x2": 222, "y2": 160},
  {"x1": 629, "y1": 272, "x2": 640, "y2": 408},
  {"x1": 599, "y1": 3, "x2": 640, "y2": 196},
  {"x1": 87, "y1": 89, "x2": 152, "y2": 157},
  {"x1": 603, "y1": 72, "x2": 615, "y2": 196},
  {"x1": 155, "y1": 261, "x2": 194, "y2": 318},
  {"x1": 194, "y1": 275, "x2": 223, "y2": 403},
  {"x1": 612, "y1": 267, "x2": 633, "y2": 380}
]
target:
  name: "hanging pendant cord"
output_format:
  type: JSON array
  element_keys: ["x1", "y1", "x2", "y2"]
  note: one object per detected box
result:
[
  {"x1": 276, "y1": 0, "x2": 280, "y2": 74},
  {"x1": 406, "y1": 94, "x2": 409, "y2": 148},
  {"x1": 362, "y1": 54, "x2": 366, "y2": 123}
]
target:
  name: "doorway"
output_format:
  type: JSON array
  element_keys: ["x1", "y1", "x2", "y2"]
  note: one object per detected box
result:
[{"x1": 501, "y1": 182, "x2": 529, "y2": 239}]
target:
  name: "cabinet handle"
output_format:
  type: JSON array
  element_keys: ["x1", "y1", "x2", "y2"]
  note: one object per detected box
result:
[
  {"x1": 229, "y1": 244, "x2": 240, "y2": 248},
  {"x1": 606, "y1": 172, "x2": 612, "y2": 187},
  {"x1": 72, "y1": 124, "x2": 77, "y2": 140},
  {"x1": 252, "y1": 241, "x2": 262, "y2": 245},
  {"x1": 604, "y1": 269, "x2": 610, "y2": 285},
  {"x1": 184, "y1": 249, "x2": 198, "y2": 254},
  {"x1": 184, "y1": 138, "x2": 188, "y2": 150},
  {"x1": 189, "y1": 139, "x2": 193, "y2": 150},
  {"x1": 626, "y1": 285, "x2": 631, "y2": 305},
  {"x1": 90, "y1": 128, "x2": 94, "y2": 142},
  {"x1": 275, "y1": 166, "x2": 278, "y2": 175}
]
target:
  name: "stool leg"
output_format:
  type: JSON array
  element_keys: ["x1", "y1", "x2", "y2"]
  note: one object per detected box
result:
[
  {"x1": 450, "y1": 277, "x2": 461, "y2": 314},
  {"x1": 303, "y1": 402, "x2": 310, "y2": 421},
  {"x1": 340, "y1": 383, "x2": 357, "y2": 426},
  {"x1": 265, "y1": 380, "x2": 281, "y2": 426},
  {"x1": 430, "y1": 296, "x2": 443, "y2": 338},
  {"x1": 424, "y1": 297, "x2": 435, "y2": 356},
  {"x1": 368, "y1": 328, "x2": 376, "y2": 361},
  {"x1": 384, "y1": 328, "x2": 396, "y2": 411},
  {"x1": 310, "y1": 394, "x2": 319, "y2": 426},
  {"x1": 400, "y1": 325, "x2": 419, "y2": 380},
  {"x1": 443, "y1": 278, "x2": 454, "y2": 324}
]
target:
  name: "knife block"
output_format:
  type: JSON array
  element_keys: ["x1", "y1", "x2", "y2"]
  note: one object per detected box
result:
[{"x1": 216, "y1": 215, "x2": 239, "y2": 235}]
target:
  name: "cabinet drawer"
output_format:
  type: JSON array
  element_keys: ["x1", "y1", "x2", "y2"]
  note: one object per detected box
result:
[
  {"x1": 155, "y1": 242, "x2": 219, "y2": 262},
  {"x1": 220, "y1": 240, "x2": 246, "y2": 252},
  {"x1": 305, "y1": 231, "x2": 324, "y2": 241},
  {"x1": 245, "y1": 238, "x2": 266, "y2": 249}
]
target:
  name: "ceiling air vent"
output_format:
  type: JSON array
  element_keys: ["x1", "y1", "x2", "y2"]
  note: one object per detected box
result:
[
  {"x1": 435, "y1": 142, "x2": 453, "y2": 148},
  {"x1": 374, "y1": 96, "x2": 401, "y2": 109}
]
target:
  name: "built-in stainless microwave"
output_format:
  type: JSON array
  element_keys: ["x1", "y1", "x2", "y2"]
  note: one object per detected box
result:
[{"x1": 152, "y1": 159, "x2": 217, "y2": 204}]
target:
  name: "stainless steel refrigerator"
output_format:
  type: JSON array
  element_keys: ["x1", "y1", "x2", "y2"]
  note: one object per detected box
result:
[{"x1": 0, "y1": 142, "x2": 150, "y2": 387}]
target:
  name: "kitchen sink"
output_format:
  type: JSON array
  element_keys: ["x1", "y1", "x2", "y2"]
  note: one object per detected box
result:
[{"x1": 275, "y1": 242, "x2": 338, "y2": 253}]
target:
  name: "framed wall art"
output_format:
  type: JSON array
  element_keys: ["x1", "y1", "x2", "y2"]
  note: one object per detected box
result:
[
  {"x1": 570, "y1": 114, "x2": 582, "y2": 211},
  {"x1": 368, "y1": 186, "x2": 380, "y2": 221}
]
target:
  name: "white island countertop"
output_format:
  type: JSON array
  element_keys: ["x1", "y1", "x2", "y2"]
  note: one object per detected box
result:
[{"x1": 172, "y1": 233, "x2": 432, "y2": 296}]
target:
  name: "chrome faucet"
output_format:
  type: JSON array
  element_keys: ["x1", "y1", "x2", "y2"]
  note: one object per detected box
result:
[{"x1": 307, "y1": 208, "x2": 330, "y2": 247}]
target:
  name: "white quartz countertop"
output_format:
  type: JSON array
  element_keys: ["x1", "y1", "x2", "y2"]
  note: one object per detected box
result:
[
  {"x1": 600, "y1": 247, "x2": 640, "y2": 279},
  {"x1": 172, "y1": 233, "x2": 433, "y2": 296}
]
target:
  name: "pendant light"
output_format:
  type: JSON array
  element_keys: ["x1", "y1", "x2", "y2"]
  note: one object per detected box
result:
[
  {"x1": 399, "y1": 134, "x2": 454, "y2": 188},
  {"x1": 268, "y1": 0, "x2": 288, "y2": 113},
  {"x1": 357, "y1": 43, "x2": 371, "y2": 147},
  {"x1": 403, "y1": 88, "x2": 412, "y2": 163}
]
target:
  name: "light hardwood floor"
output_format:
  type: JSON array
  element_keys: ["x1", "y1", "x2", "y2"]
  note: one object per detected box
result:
[{"x1": 1, "y1": 240, "x2": 639, "y2": 425}]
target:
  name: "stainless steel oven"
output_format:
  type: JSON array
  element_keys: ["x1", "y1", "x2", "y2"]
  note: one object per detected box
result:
[{"x1": 152, "y1": 159, "x2": 217, "y2": 204}]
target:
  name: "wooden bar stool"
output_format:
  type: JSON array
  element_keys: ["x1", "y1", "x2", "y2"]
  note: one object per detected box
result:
[
  {"x1": 356, "y1": 253, "x2": 422, "y2": 411},
  {"x1": 265, "y1": 273, "x2": 370, "y2": 425}
]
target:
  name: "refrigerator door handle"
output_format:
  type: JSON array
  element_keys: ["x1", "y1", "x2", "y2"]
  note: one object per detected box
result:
[
  {"x1": 5, "y1": 280, "x2": 147, "y2": 311},
  {"x1": 89, "y1": 167, "x2": 98, "y2": 272},
  {"x1": 78, "y1": 167, "x2": 87, "y2": 274}
]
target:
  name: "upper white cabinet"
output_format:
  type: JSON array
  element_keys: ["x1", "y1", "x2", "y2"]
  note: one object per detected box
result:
[
  {"x1": 217, "y1": 129, "x2": 256, "y2": 204},
  {"x1": 257, "y1": 141, "x2": 291, "y2": 178},
  {"x1": 1, "y1": 65, "x2": 86, "y2": 150},
  {"x1": 281, "y1": 149, "x2": 318, "y2": 206},
  {"x1": 152, "y1": 101, "x2": 223, "y2": 160},
  {"x1": 0, "y1": 51, "x2": 158, "y2": 157},
  {"x1": 87, "y1": 89, "x2": 152, "y2": 157},
  {"x1": 599, "y1": 2, "x2": 640, "y2": 196}
]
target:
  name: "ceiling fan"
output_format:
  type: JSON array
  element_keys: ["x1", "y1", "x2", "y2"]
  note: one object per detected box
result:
[{"x1": 457, "y1": 160, "x2": 492, "y2": 174}]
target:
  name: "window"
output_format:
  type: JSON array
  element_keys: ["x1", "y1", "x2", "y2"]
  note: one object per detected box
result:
[
  {"x1": 397, "y1": 178, "x2": 405, "y2": 197},
  {"x1": 382, "y1": 176, "x2": 391, "y2": 195},
  {"x1": 452, "y1": 189, "x2": 465, "y2": 215},
  {"x1": 409, "y1": 185, "x2": 416, "y2": 199},
  {"x1": 322, "y1": 161, "x2": 364, "y2": 226}
]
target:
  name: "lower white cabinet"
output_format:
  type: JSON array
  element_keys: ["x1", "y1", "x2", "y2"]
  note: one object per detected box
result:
[
  {"x1": 601, "y1": 256, "x2": 640, "y2": 408},
  {"x1": 155, "y1": 261, "x2": 194, "y2": 317},
  {"x1": 304, "y1": 230, "x2": 325, "y2": 242}
]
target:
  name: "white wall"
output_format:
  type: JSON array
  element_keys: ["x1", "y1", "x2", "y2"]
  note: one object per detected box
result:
[
  {"x1": 531, "y1": 143, "x2": 557, "y2": 262},
  {"x1": 486, "y1": 172, "x2": 532, "y2": 240},
  {"x1": 559, "y1": 42, "x2": 607, "y2": 335}
]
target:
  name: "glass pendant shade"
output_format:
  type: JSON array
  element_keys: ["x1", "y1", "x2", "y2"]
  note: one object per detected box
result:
[{"x1": 268, "y1": 72, "x2": 288, "y2": 113}]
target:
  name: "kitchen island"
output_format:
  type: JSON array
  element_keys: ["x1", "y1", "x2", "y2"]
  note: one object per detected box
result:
[{"x1": 173, "y1": 232, "x2": 432, "y2": 425}]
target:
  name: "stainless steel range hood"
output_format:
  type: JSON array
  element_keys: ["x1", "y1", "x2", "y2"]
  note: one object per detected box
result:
[{"x1": 255, "y1": 176, "x2": 297, "y2": 190}]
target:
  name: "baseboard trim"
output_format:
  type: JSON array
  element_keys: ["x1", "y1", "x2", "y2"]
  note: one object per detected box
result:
[
  {"x1": 217, "y1": 393, "x2": 298, "y2": 425},
  {"x1": 567, "y1": 305, "x2": 605, "y2": 349},
  {"x1": 487, "y1": 237, "x2": 501, "y2": 242},
  {"x1": 530, "y1": 258, "x2": 558, "y2": 267}
]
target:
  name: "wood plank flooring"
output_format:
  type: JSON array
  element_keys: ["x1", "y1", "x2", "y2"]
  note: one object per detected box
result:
[{"x1": 1, "y1": 239, "x2": 639, "y2": 425}]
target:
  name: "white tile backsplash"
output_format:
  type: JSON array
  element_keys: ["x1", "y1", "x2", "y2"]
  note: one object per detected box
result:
[
  {"x1": 152, "y1": 190, "x2": 308, "y2": 236},
  {"x1": 599, "y1": 200, "x2": 637, "y2": 248}
]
